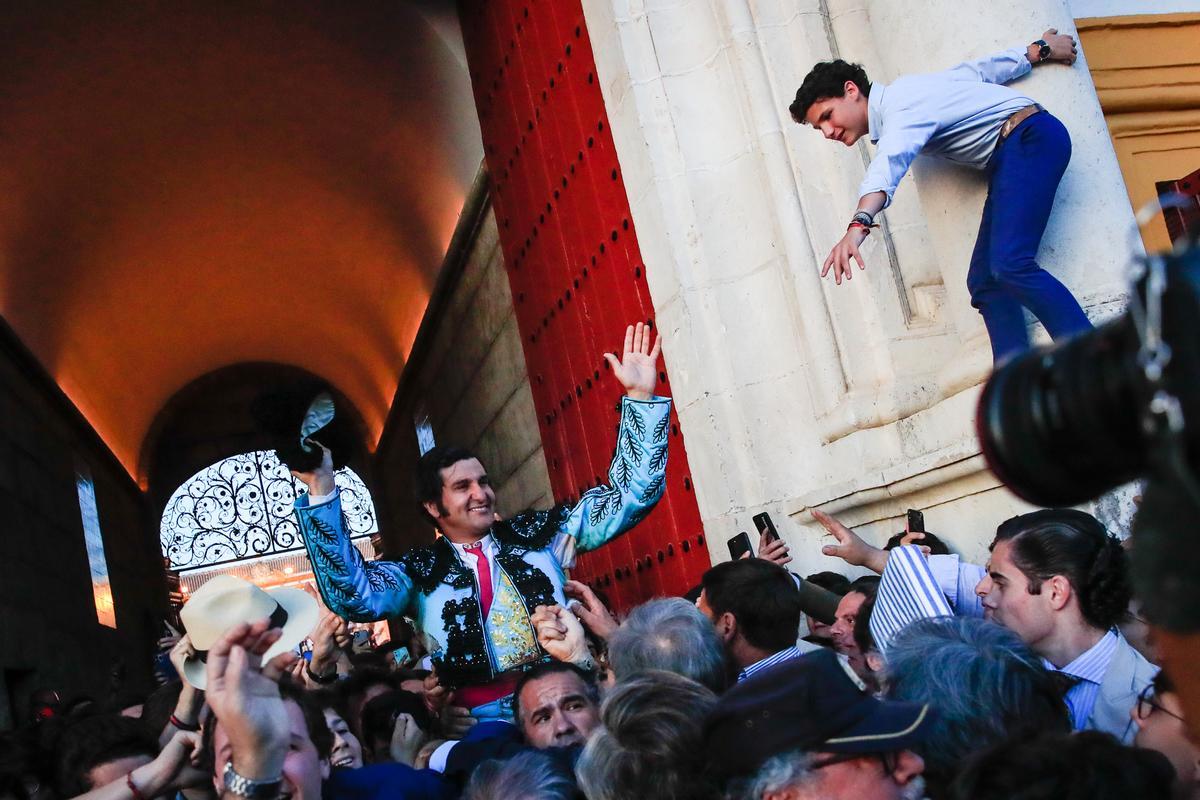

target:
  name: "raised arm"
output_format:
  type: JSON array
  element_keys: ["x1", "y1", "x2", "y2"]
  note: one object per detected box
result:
[
  {"x1": 945, "y1": 29, "x2": 1077, "y2": 84},
  {"x1": 555, "y1": 323, "x2": 671, "y2": 558},
  {"x1": 292, "y1": 447, "x2": 414, "y2": 621}
]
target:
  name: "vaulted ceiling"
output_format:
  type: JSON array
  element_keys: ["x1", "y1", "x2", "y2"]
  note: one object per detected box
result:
[{"x1": 0, "y1": 0, "x2": 482, "y2": 483}]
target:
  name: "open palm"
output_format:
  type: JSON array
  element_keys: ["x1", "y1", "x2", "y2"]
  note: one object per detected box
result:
[{"x1": 604, "y1": 322, "x2": 662, "y2": 400}]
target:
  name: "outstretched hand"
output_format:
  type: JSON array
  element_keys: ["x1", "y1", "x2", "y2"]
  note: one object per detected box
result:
[
  {"x1": 604, "y1": 322, "x2": 662, "y2": 401},
  {"x1": 822, "y1": 226, "x2": 869, "y2": 285},
  {"x1": 812, "y1": 508, "x2": 888, "y2": 574}
]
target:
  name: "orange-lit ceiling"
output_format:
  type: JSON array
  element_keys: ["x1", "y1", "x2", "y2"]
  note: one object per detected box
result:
[{"x1": 0, "y1": 1, "x2": 482, "y2": 481}]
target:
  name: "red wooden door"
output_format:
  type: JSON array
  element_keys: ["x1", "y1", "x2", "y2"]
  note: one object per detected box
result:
[{"x1": 459, "y1": 0, "x2": 710, "y2": 612}]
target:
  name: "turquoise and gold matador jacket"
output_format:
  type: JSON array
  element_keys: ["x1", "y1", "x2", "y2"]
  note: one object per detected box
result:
[{"x1": 294, "y1": 396, "x2": 671, "y2": 690}]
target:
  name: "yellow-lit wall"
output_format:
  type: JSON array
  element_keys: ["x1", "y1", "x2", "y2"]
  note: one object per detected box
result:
[{"x1": 1078, "y1": 13, "x2": 1200, "y2": 251}]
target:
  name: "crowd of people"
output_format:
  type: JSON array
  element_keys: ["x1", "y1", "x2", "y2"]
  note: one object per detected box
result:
[
  {"x1": 1, "y1": 503, "x2": 1193, "y2": 800},
  {"x1": 1, "y1": 25, "x2": 1193, "y2": 800}
]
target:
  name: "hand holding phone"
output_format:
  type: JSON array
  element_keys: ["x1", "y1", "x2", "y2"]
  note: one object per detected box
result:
[
  {"x1": 727, "y1": 531, "x2": 753, "y2": 561},
  {"x1": 752, "y1": 512, "x2": 780, "y2": 543}
]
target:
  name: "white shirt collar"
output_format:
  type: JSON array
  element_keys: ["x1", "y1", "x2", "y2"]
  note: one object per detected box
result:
[
  {"x1": 449, "y1": 533, "x2": 495, "y2": 557},
  {"x1": 867, "y1": 81, "x2": 887, "y2": 144}
]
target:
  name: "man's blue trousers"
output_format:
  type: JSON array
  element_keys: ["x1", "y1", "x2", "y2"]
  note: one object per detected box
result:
[{"x1": 966, "y1": 111, "x2": 1093, "y2": 362}]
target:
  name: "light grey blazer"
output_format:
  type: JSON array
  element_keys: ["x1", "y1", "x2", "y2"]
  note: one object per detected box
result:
[{"x1": 1087, "y1": 631, "x2": 1158, "y2": 744}]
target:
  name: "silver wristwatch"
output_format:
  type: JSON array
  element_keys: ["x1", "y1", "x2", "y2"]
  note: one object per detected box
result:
[{"x1": 222, "y1": 762, "x2": 282, "y2": 800}]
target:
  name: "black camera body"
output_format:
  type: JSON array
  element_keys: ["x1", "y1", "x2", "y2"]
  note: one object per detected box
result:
[
  {"x1": 977, "y1": 246, "x2": 1200, "y2": 632},
  {"x1": 977, "y1": 247, "x2": 1200, "y2": 508}
]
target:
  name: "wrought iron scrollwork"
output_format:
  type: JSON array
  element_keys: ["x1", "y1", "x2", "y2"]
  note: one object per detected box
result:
[{"x1": 160, "y1": 450, "x2": 376, "y2": 570}]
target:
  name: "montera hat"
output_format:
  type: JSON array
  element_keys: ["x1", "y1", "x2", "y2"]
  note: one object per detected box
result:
[
  {"x1": 179, "y1": 574, "x2": 319, "y2": 690},
  {"x1": 703, "y1": 648, "x2": 934, "y2": 782}
]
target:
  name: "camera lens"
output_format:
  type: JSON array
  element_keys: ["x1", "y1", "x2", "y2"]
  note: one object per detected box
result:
[
  {"x1": 976, "y1": 315, "x2": 1146, "y2": 506},
  {"x1": 976, "y1": 248, "x2": 1200, "y2": 507}
]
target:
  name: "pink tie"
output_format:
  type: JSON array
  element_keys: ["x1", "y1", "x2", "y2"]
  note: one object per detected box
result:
[{"x1": 465, "y1": 542, "x2": 494, "y2": 618}]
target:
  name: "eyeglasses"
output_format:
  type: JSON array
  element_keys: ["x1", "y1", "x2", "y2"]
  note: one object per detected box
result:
[
  {"x1": 810, "y1": 751, "x2": 896, "y2": 773},
  {"x1": 810, "y1": 752, "x2": 864, "y2": 771},
  {"x1": 1136, "y1": 684, "x2": 1186, "y2": 723}
]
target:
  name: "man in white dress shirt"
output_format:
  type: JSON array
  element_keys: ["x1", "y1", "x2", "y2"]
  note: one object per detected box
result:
[{"x1": 790, "y1": 29, "x2": 1093, "y2": 362}]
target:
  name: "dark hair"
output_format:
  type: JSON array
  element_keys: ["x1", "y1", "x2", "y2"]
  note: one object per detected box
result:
[
  {"x1": 512, "y1": 661, "x2": 600, "y2": 730},
  {"x1": 281, "y1": 681, "x2": 335, "y2": 759},
  {"x1": 360, "y1": 690, "x2": 432, "y2": 752},
  {"x1": 884, "y1": 530, "x2": 951, "y2": 555},
  {"x1": 701, "y1": 559, "x2": 803, "y2": 653},
  {"x1": 415, "y1": 445, "x2": 480, "y2": 527},
  {"x1": 54, "y1": 714, "x2": 157, "y2": 797},
  {"x1": 333, "y1": 666, "x2": 400, "y2": 737},
  {"x1": 201, "y1": 681, "x2": 333, "y2": 772},
  {"x1": 789, "y1": 60, "x2": 871, "y2": 123},
  {"x1": 949, "y1": 730, "x2": 1174, "y2": 800},
  {"x1": 804, "y1": 571, "x2": 851, "y2": 596},
  {"x1": 1153, "y1": 669, "x2": 1176, "y2": 697},
  {"x1": 848, "y1": 574, "x2": 880, "y2": 599},
  {"x1": 852, "y1": 592, "x2": 878, "y2": 656},
  {"x1": 308, "y1": 686, "x2": 351, "y2": 720},
  {"x1": 992, "y1": 509, "x2": 1131, "y2": 630}
]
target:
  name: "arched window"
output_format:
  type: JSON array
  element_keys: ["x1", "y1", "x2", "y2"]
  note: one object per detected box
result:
[{"x1": 160, "y1": 450, "x2": 376, "y2": 571}]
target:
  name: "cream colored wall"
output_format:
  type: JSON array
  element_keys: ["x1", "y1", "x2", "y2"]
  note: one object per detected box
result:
[
  {"x1": 404, "y1": 207, "x2": 556, "y2": 519},
  {"x1": 582, "y1": 0, "x2": 1141, "y2": 574}
]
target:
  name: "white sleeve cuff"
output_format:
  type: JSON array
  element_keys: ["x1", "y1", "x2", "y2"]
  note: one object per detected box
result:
[{"x1": 427, "y1": 739, "x2": 458, "y2": 773}]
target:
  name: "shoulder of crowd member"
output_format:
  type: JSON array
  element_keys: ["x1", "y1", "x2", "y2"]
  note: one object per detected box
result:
[
  {"x1": 326, "y1": 761, "x2": 456, "y2": 800},
  {"x1": 441, "y1": 723, "x2": 529, "y2": 789},
  {"x1": 949, "y1": 730, "x2": 1174, "y2": 800}
]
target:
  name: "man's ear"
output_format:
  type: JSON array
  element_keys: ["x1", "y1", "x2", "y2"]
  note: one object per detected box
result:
[
  {"x1": 423, "y1": 500, "x2": 443, "y2": 521},
  {"x1": 1046, "y1": 574, "x2": 1073, "y2": 612},
  {"x1": 844, "y1": 79, "x2": 859, "y2": 100},
  {"x1": 717, "y1": 611, "x2": 738, "y2": 643}
]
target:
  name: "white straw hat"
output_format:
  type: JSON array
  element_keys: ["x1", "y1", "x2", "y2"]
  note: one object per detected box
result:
[{"x1": 179, "y1": 574, "x2": 319, "y2": 689}]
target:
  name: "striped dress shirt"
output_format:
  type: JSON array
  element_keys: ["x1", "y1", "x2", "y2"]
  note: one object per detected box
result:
[
  {"x1": 1050, "y1": 629, "x2": 1120, "y2": 730},
  {"x1": 737, "y1": 645, "x2": 807, "y2": 683}
]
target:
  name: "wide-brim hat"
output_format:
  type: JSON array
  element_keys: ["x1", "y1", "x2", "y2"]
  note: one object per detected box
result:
[
  {"x1": 703, "y1": 648, "x2": 934, "y2": 782},
  {"x1": 179, "y1": 574, "x2": 320, "y2": 690}
]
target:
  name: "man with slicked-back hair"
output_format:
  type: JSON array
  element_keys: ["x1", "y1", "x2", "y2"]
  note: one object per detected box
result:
[{"x1": 819, "y1": 507, "x2": 1158, "y2": 743}]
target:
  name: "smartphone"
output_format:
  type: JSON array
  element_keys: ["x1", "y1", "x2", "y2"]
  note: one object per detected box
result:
[
  {"x1": 906, "y1": 509, "x2": 925, "y2": 534},
  {"x1": 752, "y1": 512, "x2": 780, "y2": 544},
  {"x1": 727, "y1": 531, "x2": 754, "y2": 560}
]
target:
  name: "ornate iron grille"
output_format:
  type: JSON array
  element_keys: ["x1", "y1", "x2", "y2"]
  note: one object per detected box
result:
[{"x1": 160, "y1": 450, "x2": 376, "y2": 571}]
